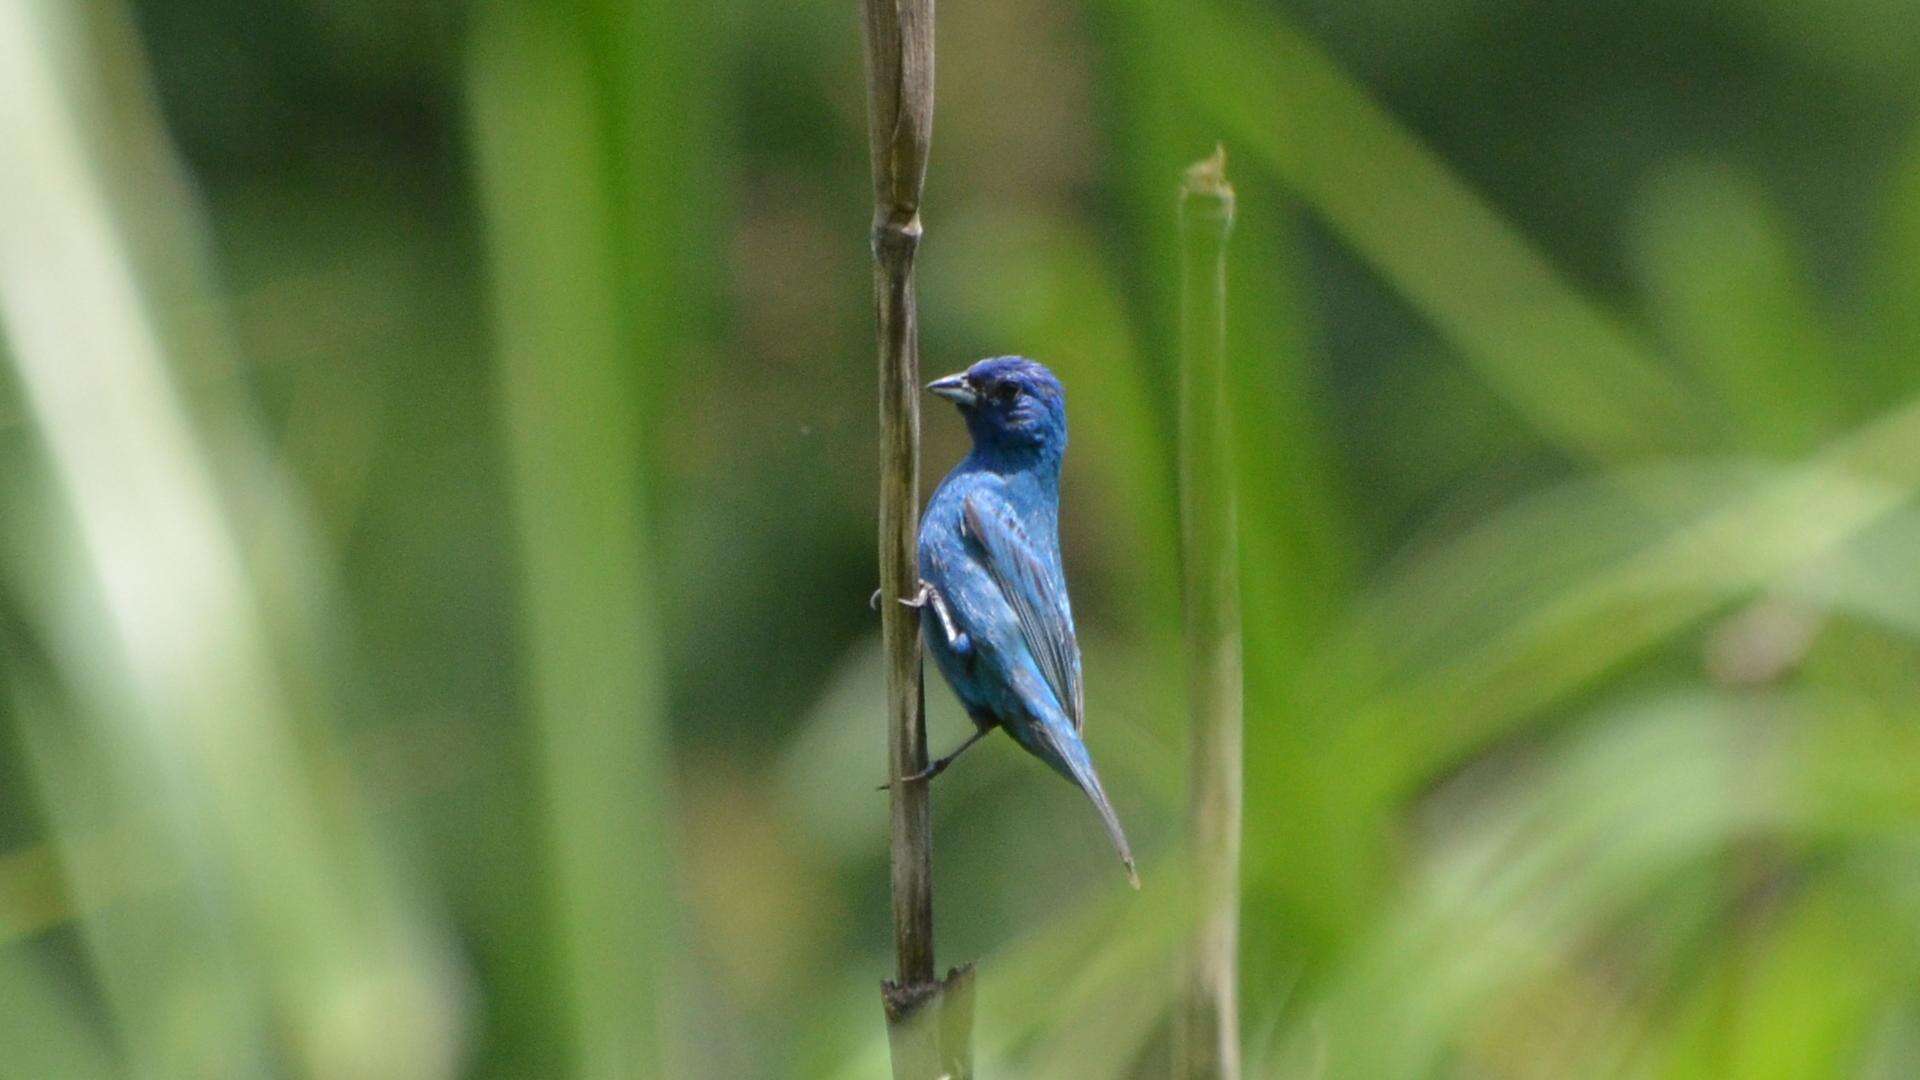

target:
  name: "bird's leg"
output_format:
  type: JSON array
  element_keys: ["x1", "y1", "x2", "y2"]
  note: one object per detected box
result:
[
  {"x1": 879, "y1": 726, "x2": 992, "y2": 789},
  {"x1": 869, "y1": 587, "x2": 883, "y2": 611},
  {"x1": 899, "y1": 580, "x2": 969, "y2": 655}
]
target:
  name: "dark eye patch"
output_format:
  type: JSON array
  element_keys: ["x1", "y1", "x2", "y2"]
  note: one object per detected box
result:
[{"x1": 992, "y1": 381, "x2": 1021, "y2": 404}]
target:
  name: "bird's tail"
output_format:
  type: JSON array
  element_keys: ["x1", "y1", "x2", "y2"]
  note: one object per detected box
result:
[{"x1": 1077, "y1": 768, "x2": 1140, "y2": 890}]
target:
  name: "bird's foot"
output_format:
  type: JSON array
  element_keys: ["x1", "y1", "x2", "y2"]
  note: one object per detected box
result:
[
  {"x1": 898, "y1": 580, "x2": 968, "y2": 655},
  {"x1": 876, "y1": 583, "x2": 936, "y2": 613},
  {"x1": 874, "y1": 756, "x2": 951, "y2": 791},
  {"x1": 874, "y1": 727, "x2": 991, "y2": 790}
]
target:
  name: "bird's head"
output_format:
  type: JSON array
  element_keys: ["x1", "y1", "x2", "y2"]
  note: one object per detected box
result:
[{"x1": 926, "y1": 356, "x2": 1067, "y2": 460}]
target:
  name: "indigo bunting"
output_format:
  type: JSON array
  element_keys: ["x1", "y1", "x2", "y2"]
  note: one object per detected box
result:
[{"x1": 902, "y1": 355, "x2": 1138, "y2": 888}]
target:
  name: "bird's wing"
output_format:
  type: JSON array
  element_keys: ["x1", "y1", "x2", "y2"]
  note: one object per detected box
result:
[{"x1": 961, "y1": 491, "x2": 1085, "y2": 733}]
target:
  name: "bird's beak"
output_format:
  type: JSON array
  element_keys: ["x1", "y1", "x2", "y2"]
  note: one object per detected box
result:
[{"x1": 926, "y1": 372, "x2": 976, "y2": 405}]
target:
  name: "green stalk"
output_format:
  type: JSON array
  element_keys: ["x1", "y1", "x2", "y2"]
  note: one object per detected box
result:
[{"x1": 1176, "y1": 147, "x2": 1243, "y2": 1080}]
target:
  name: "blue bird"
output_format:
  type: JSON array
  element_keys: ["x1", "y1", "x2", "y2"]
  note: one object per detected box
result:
[{"x1": 901, "y1": 355, "x2": 1138, "y2": 888}]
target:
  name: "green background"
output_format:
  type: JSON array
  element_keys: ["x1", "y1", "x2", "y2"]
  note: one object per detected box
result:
[{"x1": 4, "y1": 0, "x2": 1920, "y2": 1075}]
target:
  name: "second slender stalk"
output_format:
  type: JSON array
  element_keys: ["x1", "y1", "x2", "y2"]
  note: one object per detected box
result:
[{"x1": 1176, "y1": 146, "x2": 1244, "y2": 1080}]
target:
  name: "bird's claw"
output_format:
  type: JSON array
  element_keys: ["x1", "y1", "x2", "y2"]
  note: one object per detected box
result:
[
  {"x1": 875, "y1": 759, "x2": 946, "y2": 791},
  {"x1": 901, "y1": 580, "x2": 969, "y2": 655},
  {"x1": 873, "y1": 585, "x2": 931, "y2": 611},
  {"x1": 873, "y1": 727, "x2": 989, "y2": 791}
]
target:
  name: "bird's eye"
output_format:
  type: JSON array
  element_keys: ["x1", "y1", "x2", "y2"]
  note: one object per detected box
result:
[{"x1": 992, "y1": 382, "x2": 1020, "y2": 405}]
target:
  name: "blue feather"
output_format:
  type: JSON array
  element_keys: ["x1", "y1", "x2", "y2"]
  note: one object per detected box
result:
[{"x1": 918, "y1": 356, "x2": 1138, "y2": 888}]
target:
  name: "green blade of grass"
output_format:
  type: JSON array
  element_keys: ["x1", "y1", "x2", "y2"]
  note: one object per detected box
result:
[
  {"x1": 0, "y1": 4, "x2": 461, "y2": 1075},
  {"x1": 1872, "y1": 125, "x2": 1920, "y2": 388},
  {"x1": 1631, "y1": 163, "x2": 1845, "y2": 455},
  {"x1": 469, "y1": 5, "x2": 676, "y2": 1074},
  {"x1": 1295, "y1": 684, "x2": 1920, "y2": 1077},
  {"x1": 1367, "y1": 392, "x2": 1920, "y2": 783},
  {"x1": 1112, "y1": 0, "x2": 1696, "y2": 463}
]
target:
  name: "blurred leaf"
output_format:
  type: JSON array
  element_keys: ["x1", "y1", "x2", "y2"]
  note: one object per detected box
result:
[
  {"x1": 1108, "y1": 0, "x2": 1698, "y2": 463},
  {"x1": 469, "y1": 3, "x2": 679, "y2": 1075},
  {"x1": 0, "y1": 4, "x2": 461, "y2": 1076},
  {"x1": 1354, "y1": 389, "x2": 1920, "y2": 787},
  {"x1": 1876, "y1": 125, "x2": 1920, "y2": 383},
  {"x1": 0, "y1": 948, "x2": 117, "y2": 1080},
  {"x1": 1294, "y1": 684, "x2": 1920, "y2": 1077},
  {"x1": 1632, "y1": 163, "x2": 1844, "y2": 455}
]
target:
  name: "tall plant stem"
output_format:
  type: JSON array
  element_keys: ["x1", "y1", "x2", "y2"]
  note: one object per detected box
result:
[
  {"x1": 1177, "y1": 146, "x2": 1244, "y2": 1080},
  {"x1": 860, "y1": 0, "x2": 975, "y2": 1075}
]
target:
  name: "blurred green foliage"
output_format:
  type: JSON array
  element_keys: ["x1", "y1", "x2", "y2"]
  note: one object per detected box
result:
[{"x1": 4, "y1": 0, "x2": 1920, "y2": 1076}]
